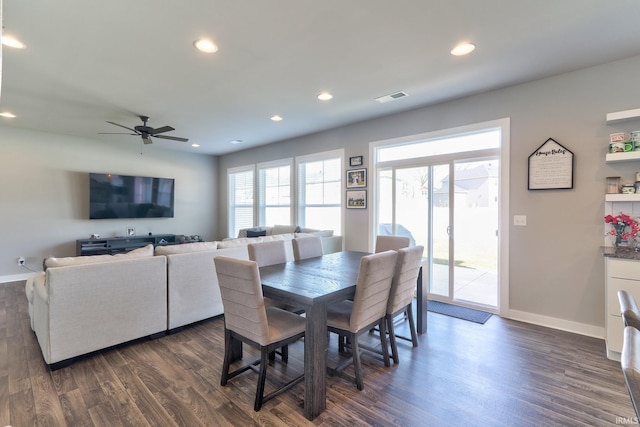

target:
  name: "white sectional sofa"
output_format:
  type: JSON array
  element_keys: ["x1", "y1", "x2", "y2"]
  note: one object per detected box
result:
[
  {"x1": 26, "y1": 245, "x2": 167, "y2": 368},
  {"x1": 25, "y1": 228, "x2": 343, "y2": 368}
]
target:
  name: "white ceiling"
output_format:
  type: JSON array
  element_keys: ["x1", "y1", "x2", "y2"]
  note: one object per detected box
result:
[{"x1": 2, "y1": 0, "x2": 640, "y2": 155}]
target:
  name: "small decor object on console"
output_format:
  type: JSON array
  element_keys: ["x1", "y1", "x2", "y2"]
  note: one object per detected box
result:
[
  {"x1": 127, "y1": 227, "x2": 135, "y2": 236},
  {"x1": 605, "y1": 213, "x2": 639, "y2": 247}
]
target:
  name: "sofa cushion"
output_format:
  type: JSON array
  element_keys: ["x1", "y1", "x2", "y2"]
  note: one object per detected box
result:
[
  {"x1": 247, "y1": 229, "x2": 267, "y2": 237},
  {"x1": 44, "y1": 244, "x2": 154, "y2": 269},
  {"x1": 272, "y1": 224, "x2": 301, "y2": 235},
  {"x1": 237, "y1": 226, "x2": 269, "y2": 238},
  {"x1": 154, "y1": 241, "x2": 218, "y2": 255}
]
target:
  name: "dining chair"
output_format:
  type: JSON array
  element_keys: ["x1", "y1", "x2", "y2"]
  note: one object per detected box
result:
[
  {"x1": 375, "y1": 235, "x2": 410, "y2": 253},
  {"x1": 619, "y1": 290, "x2": 640, "y2": 331},
  {"x1": 292, "y1": 235, "x2": 323, "y2": 260},
  {"x1": 214, "y1": 256, "x2": 306, "y2": 411},
  {"x1": 386, "y1": 245, "x2": 424, "y2": 364},
  {"x1": 248, "y1": 240, "x2": 288, "y2": 267},
  {"x1": 326, "y1": 250, "x2": 398, "y2": 390},
  {"x1": 622, "y1": 326, "x2": 640, "y2": 418},
  {"x1": 248, "y1": 240, "x2": 306, "y2": 316}
]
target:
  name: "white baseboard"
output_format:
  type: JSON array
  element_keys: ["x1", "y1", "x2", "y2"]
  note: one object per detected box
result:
[
  {"x1": 508, "y1": 309, "x2": 605, "y2": 340},
  {"x1": 0, "y1": 272, "x2": 36, "y2": 284}
]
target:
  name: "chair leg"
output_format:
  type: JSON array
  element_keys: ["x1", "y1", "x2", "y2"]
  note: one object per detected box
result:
[
  {"x1": 378, "y1": 319, "x2": 390, "y2": 368},
  {"x1": 406, "y1": 304, "x2": 418, "y2": 348},
  {"x1": 254, "y1": 348, "x2": 270, "y2": 411},
  {"x1": 350, "y1": 332, "x2": 364, "y2": 390},
  {"x1": 387, "y1": 314, "x2": 399, "y2": 364},
  {"x1": 221, "y1": 329, "x2": 233, "y2": 386}
]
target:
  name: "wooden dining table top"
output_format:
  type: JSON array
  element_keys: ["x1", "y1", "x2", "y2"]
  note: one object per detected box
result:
[{"x1": 258, "y1": 250, "x2": 368, "y2": 306}]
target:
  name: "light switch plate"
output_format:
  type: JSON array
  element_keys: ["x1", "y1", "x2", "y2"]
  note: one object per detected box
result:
[{"x1": 514, "y1": 215, "x2": 527, "y2": 226}]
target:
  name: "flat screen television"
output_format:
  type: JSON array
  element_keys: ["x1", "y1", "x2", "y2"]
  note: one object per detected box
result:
[{"x1": 89, "y1": 173, "x2": 175, "y2": 219}]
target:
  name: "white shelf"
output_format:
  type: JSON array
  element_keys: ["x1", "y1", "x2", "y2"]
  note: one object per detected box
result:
[
  {"x1": 606, "y1": 194, "x2": 640, "y2": 202},
  {"x1": 607, "y1": 108, "x2": 640, "y2": 124},
  {"x1": 606, "y1": 151, "x2": 640, "y2": 163}
]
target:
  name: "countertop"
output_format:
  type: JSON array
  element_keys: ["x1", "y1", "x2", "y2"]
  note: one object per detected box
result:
[{"x1": 602, "y1": 246, "x2": 640, "y2": 260}]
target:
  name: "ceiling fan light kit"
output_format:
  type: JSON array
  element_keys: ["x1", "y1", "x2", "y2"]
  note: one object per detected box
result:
[{"x1": 101, "y1": 115, "x2": 189, "y2": 145}]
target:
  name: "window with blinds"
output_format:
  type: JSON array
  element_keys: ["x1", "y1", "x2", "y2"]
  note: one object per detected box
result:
[
  {"x1": 297, "y1": 149, "x2": 343, "y2": 232},
  {"x1": 258, "y1": 160, "x2": 292, "y2": 226},
  {"x1": 228, "y1": 166, "x2": 254, "y2": 238}
]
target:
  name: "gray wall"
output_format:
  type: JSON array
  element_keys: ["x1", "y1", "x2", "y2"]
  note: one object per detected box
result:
[
  {"x1": 1, "y1": 126, "x2": 218, "y2": 279},
  {"x1": 218, "y1": 54, "x2": 640, "y2": 332}
]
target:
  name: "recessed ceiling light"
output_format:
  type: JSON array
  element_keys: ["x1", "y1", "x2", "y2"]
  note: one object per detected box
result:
[
  {"x1": 450, "y1": 42, "x2": 475, "y2": 56},
  {"x1": 191, "y1": 143, "x2": 200, "y2": 148},
  {"x1": 0, "y1": 112, "x2": 17, "y2": 118},
  {"x1": 1, "y1": 35, "x2": 26, "y2": 49},
  {"x1": 271, "y1": 115, "x2": 283, "y2": 122},
  {"x1": 317, "y1": 92, "x2": 333, "y2": 101},
  {"x1": 229, "y1": 139, "x2": 243, "y2": 144},
  {"x1": 193, "y1": 38, "x2": 218, "y2": 53}
]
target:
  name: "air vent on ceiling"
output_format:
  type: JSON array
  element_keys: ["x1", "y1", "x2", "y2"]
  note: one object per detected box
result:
[{"x1": 375, "y1": 91, "x2": 408, "y2": 104}]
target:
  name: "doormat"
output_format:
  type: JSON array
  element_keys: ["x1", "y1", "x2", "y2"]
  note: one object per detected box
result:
[{"x1": 427, "y1": 301, "x2": 492, "y2": 324}]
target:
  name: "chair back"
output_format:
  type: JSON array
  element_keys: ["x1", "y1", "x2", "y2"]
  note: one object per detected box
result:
[
  {"x1": 375, "y1": 235, "x2": 410, "y2": 253},
  {"x1": 214, "y1": 256, "x2": 270, "y2": 345},
  {"x1": 619, "y1": 290, "x2": 640, "y2": 331},
  {"x1": 387, "y1": 245, "x2": 424, "y2": 315},
  {"x1": 350, "y1": 250, "x2": 398, "y2": 332},
  {"x1": 248, "y1": 240, "x2": 287, "y2": 267},
  {"x1": 292, "y1": 236, "x2": 323, "y2": 260},
  {"x1": 622, "y1": 326, "x2": 640, "y2": 418}
]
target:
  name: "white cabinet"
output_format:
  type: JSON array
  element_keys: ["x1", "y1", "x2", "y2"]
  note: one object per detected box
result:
[{"x1": 605, "y1": 257, "x2": 640, "y2": 360}]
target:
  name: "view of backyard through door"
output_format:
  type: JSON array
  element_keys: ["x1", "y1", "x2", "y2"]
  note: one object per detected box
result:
[{"x1": 375, "y1": 125, "x2": 504, "y2": 311}]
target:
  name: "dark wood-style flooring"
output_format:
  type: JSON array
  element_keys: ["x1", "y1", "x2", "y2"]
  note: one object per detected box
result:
[{"x1": 0, "y1": 280, "x2": 634, "y2": 426}]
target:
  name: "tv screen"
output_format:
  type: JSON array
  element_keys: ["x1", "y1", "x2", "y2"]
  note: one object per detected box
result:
[{"x1": 89, "y1": 173, "x2": 175, "y2": 219}]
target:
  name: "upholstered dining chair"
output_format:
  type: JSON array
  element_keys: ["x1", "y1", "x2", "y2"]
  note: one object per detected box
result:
[
  {"x1": 326, "y1": 250, "x2": 398, "y2": 390},
  {"x1": 622, "y1": 326, "x2": 640, "y2": 418},
  {"x1": 214, "y1": 256, "x2": 306, "y2": 411},
  {"x1": 619, "y1": 290, "x2": 640, "y2": 331},
  {"x1": 248, "y1": 240, "x2": 288, "y2": 267},
  {"x1": 386, "y1": 245, "x2": 424, "y2": 364},
  {"x1": 375, "y1": 235, "x2": 410, "y2": 253},
  {"x1": 292, "y1": 236, "x2": 324, "y2": 260},
  {"x1": 248, "y1": 240, "x2": 304, "y2": 315}
]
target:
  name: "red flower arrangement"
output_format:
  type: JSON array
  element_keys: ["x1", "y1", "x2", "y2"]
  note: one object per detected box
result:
[{"x1": 605, "y1": 213, "x2": 639, "y2": 246}]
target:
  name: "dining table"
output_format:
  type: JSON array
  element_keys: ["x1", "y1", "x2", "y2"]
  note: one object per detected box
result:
[{"x1": 258, "y1": 250, "x2": 429, "y2": 420}]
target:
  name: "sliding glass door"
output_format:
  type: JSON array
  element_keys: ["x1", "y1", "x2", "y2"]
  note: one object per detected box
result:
[{"x1": 374, "y1": 120, "x2": 507, "y2": 311}]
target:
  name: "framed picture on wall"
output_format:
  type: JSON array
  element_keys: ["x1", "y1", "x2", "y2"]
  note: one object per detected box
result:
[
  {"x1": 346, "y1": 168, "x2": 367, "y2": 188},
  {"x1": 346, "y1": 190, "x2": 367, "y2": 209},
  {"x1": 349, "y1": 155, "x2": 363, "y2": 167}
]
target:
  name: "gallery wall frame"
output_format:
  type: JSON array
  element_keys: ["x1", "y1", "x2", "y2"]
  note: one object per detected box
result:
[
  {"x1": 346, "y1": 189, "x2": 367, "y2": 209},
  {"x1": 349, "y1": 155, "x2": 363, "y2": 167},
  {"x1": 346, "y1": 168, "x2": 367, "y2": 188}
]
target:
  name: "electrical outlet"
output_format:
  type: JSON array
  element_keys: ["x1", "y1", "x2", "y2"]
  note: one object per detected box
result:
[{"x1": 17, "y1": 257, "x2": 25, "y2": 266}]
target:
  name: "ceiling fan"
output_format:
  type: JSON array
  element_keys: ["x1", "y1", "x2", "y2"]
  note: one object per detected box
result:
[{"x1": 101, "y1": 115, "x2": 189, "y2": 144}]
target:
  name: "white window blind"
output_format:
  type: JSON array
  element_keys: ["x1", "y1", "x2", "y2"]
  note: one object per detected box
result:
[
  {"x1": 228, "y1": 166, "x2": 254, "y2": 237},
  {"x1": 258, "y1": 160, "x2": 292, "y2": 226},
  {"x1": 297, "y1": 150, "x2": 343, "y2": 232}
]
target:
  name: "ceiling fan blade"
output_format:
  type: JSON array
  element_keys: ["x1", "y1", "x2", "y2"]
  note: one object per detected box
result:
[
  {"x1": 99, "y1": 132, "x2": 138, "y2": 135},
  {"x1": 154, "y1": 135, "x2": 189, "y2": 142},
  {"x1": 106, "y1": 121, "x2": 139, "y2": 133},
  {"x1": 151, "y1": 126, "x2": 175, "y2": 135}
]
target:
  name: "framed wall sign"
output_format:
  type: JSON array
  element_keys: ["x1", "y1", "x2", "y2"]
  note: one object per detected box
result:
[
  {"x1": 346, "y1": 168, "x2": 367, "y2": 188},
  {"x1": 349, "y1": 155, "x2": 363, "y2": 167},
  {"x1": 528, "y1": 138, "x2": 574, "y2": 190},
  {"x1": 346, "y1": 190, "x2": 367, "y2": 209}
]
